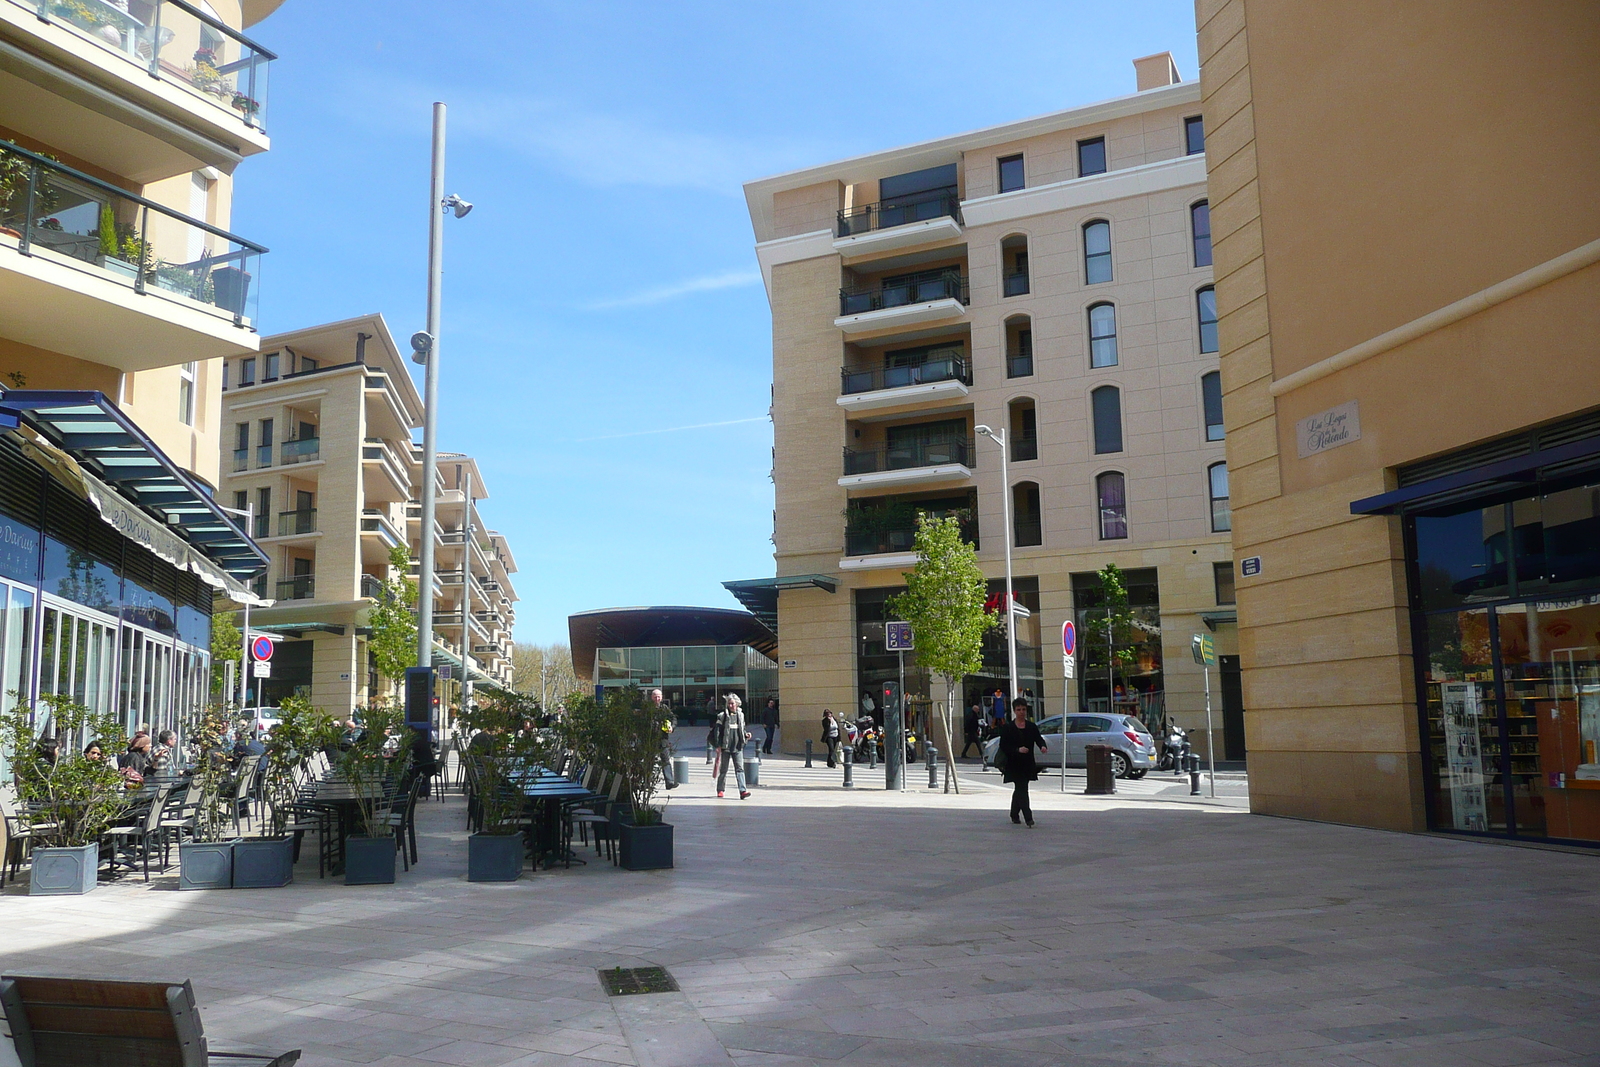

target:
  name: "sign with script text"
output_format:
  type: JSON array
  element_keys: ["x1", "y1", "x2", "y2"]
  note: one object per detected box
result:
[{"x1": 1296, "y1": 400, "x2": 1361, "y2": 458}]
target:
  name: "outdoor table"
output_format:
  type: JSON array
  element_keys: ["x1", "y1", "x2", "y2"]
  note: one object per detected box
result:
[
  {"x1": 513, "y1": 775, "x2": 593, "y2": 869},
  {"x1": 300, "y1": 780, "x2": 392, "y2": 873}
]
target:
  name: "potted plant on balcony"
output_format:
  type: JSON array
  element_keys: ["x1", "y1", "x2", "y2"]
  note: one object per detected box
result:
[
  {"x1": 339, "y1": 700, "x2": 407, "y2": 885},
  {"x1": 234, "y1": 696, "x2": 338, "y2": 888},
  {"x1": 178, "y1": 702, "x2": 242, "y2": 890},
  {"x1": 0, "y1": 693, "x2": 131, "y2": 895},
  {"x1": 460, "y1": 691, "x2": 548, "y2": 882}
]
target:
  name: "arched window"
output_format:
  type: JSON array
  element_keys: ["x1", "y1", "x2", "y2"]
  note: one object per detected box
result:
[
  {"x1": 1005, "y1": 315, "x2": 1033, "y2": 378},
  {"x1": 1201, "y1": 371, "x2": 1224, "y2": 441},
  {"x1": 1097, "y1": 472, "x2": 1127, "y2": 540},
  {"x1": 1088, "y1": 303, "x2": 1117, "y2": 368},
  {"x1": 1009, "y1": 399, "x2": 1037, "y2": 461},
  {"x1": 1083, "y1": 220, "x2": 1111, "y2": 284},
  {"x1": 1191, "y1": 200, "x2": 1211, "y2": 267},
  {"x1": 1091, "y1": 386, "x2": 1122, "y2": 454},
  {"x1": 1197, "y1": 286, "x2": 1218, "y2": 353},
  {"x1": 1013, "y1": 482, "x2": 1041, "y2": 547},
  {"x1": 1002, "y1": 234, "x2": 1029, "y2": 297},
  {"x1": 1209, "y1": 462, "x2": 1231, "y2": 532}
]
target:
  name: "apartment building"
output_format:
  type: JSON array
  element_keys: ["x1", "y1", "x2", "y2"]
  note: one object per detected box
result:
[
  {"x1": 422, "y1": 452, "x2": 518, "y2": 693},
  {"x1": 0, "y1": 0, "x2": 280, "y2": 749},
  {"x1": 735, "y1": 55, "x2": 1237, "y2": 757},
  {"x1": 1197, "y1": 0, "x2": 1600, "y2": 844}
]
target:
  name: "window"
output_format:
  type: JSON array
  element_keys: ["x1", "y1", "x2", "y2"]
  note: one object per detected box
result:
[
  {"x1": 177, "y1": 362, "x2": 196, "y2": 426},
  {"x1": 234, "y1": 422, "x2": 249, "y2": 451},
  {"x1": 1209, "y1": 462, "x2": 1231, "y2": 532},
  {"x1": 263, "y1": 352, "x2": 279, "y2": 381},
  {"x1": 1096, "y1": 472, "x2": 1127, "y2": 540},
  {"x1": 1013, "y1": 482, "x2": 1041, "y2": 547},
  {"x1": 1009, "y1": 400, "x2": 1037, "y2": 462},
  {"x1": 1191, "y1": 200, "x2": 1212, "y2": 267},
  {"x1": 1084, "y1": 221, "x2": 1111, "y2": 283},
  {"x1": 258, "y1": 418, "x2": 273, "y2": 447},
  {"x1": 1002, "y1": 235, "x2": 1029, "y2": 297},
  {"x1": 1006, "y1": 317, "x2": 1033, "y2": 378},
  {"x1": 299, "y1": 356, "x2": 318, "y2": 374},
  {"x1": 1197, "y1": 286, "x2": 1218, "y2": 353},
  {"x1": 1202, "y1": 371, "x2": 1224, "y2": 441},
  {"x1": 254, "y1": 488, "x2": 271, "y2": 539},
  {"x1": 1091, "y1": 386, "x2": 1122, "y2": 454},
  {"x1": 239, "y1": 357, "x2": 255, "y2": 386},
  {"x1": 1214, "y1": 561, "x2": 1235, "y2": 605},
  {"x1": 221, "y1": 362, "x2": 229, "y2": 390},
  {"x1": 233, "y1": 491, "x2": 246, "y2": 513},
  {"x1": 1185, "y1": 116, "x2": 1205, "y2": 155},
  {"x1": 998, "y1": 154, "x2": 1025, "y2": 193},
  {"x1": 1089, "y1": 303, "x2": 1118, "y2": 368},
  {"x1": 1078, "y1": 136, "x2": 1106, "y2": 177}
]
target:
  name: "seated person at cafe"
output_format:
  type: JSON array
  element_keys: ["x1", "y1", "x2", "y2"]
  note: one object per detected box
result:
[{"x1": 119, "y1": 732, "x2": 153, "y2": 775}]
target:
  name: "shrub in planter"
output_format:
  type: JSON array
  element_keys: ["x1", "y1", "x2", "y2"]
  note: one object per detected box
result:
[
  {"x1": 459, "y1": 691, "x2": 557, "y2": 882},
  {"x1": 338, "y1": 701, "x2": 407, "y2": 886},
  {"x1": 244, "y1": 696, "x2": 340, "y2": 888},
  {"x1": 564, "y1": 688, "x2": 675, "y2": 871},
  {"x1": 177, "y1": 702, "x2": 244, "y2": 890},
  {"x1": 177, "y1": 840, "x2": 234, "y2": 891},
  {"x1": 617, "y1": 819, "x2": 673, "y2": 871}
]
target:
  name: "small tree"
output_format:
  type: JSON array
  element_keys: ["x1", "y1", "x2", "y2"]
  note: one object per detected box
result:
[
  {"x1": 459, "y1": 690, "x2": 556, "y2": 835},
  {"x1": 1080, "y1": 563, "x2": 1144, "y2": 716},
  {"x1": 260, "y1": 695, "x2": 340, "y2": 837},
  {"x1": 368, "y1": 545, "x2": 418, "y2": 701},
  {"x1": 211, "y1": 611, "x2": 241, "y2": 699},
  {"x1": 0, "y1": 693, "x2": 128, "y2": 848},
  {"x1": 337, "y1": 700, "x2": 408, "y2": 838},
  {"x1": 888, "y1": 514, "x2": 996, "y2": 793}
]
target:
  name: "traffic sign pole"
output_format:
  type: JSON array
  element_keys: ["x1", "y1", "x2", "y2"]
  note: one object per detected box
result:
[
  {"x1": 1204, "y1": 663, "x2": 1216, "y2": 799},
  {"x1": 1061, "y1": 620, "x2": 1077, "y2": 793}
]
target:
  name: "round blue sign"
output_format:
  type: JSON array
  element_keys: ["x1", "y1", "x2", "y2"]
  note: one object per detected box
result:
[
  {"x1": 251, "y1": 635, "x2": 274, "y2": 661},
  {"x1": 1062, "y1": 620, "x2": 1076, "y2": 656}
]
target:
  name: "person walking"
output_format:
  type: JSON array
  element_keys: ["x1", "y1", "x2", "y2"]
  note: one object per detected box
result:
[
  {"x1": 761, "y1": 698, "x2": 778, "y2": 754},
  {"x1": 715, "y1": 695, "x2": 751, "y2": 799},
  {"x1": 997, "y1": 697, "x2": 1047, "y2": 827},
  {"x1": 650, "y1": 689, "x2": 679, "y2": 790},
  {"x1": 960, "y1": 701, "x2": 983, "y2": 759},
  {"x1": 821, "y1": 708, "x2": 841, "y2": 768}
]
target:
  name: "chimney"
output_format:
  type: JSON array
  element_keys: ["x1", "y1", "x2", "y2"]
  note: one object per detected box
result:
[{"x1": 1133, "y1": 51, "x2": 1181, "y2": 91}]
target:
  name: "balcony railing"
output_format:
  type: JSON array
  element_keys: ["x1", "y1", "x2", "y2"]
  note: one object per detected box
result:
[
  {"x1": 846, "y1": 515, "x2": 978, "y2": 556},
  {"x1": 841, "y1": 351, "x2": 970, "y2": 395},
  {"x1": 255, "y1": 443, "x2": 272, "y2": 468},
  {"x1": 275, "y1": 574, "x2": 314, "y2": 600},
  {"x1": 843, "y1": 438, "x2": 975, "y2": 476},
  {"x1": 836, "y1": 188, "x2": 961, "y2": 238},
  {"x1": 437, "y1": 569, "x2": 465, "y2": 586},
  {"x1": 360, "y1": 573, "x2": 384, "y2": 599},
  {"x1": 1003, "y1": 270, "x2": 1030, "y2": 297},
  {"x1": 0, "y1": 139, "x2": 266, "y2": 324},
  {"x1": 1013, "y1": 433, "x2": 1038, "y2": 462},
  {"x1": 276, "y1": 508, "x2": 315, "y2": 537},
  {"x1": 359, "y1": 510, "x2": 402, "y2": 546},
  {"x1": 281, "y1": 436, "x2": 319, "y2": 464},
  {"x1": 15, "y1": 0, "x2": 275, "y2": 132},
  {"x1": 1006, "y1": 350, "x2": 1034, "y2": 378},
  {"x1": 839, "y1": 271, "x2": 968, "y2": 317},
  {"x1": 1014, "y1": 518, "x2": 1043, "y2": 547},
  {"x1": 231, "y1": 447, "x2": 248, "y2": 472}
]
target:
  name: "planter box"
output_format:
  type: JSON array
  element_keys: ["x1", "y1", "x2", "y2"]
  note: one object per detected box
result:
[
  {"x1": 179, "y1": 840, "x2": 235, "y2": 890},
  {"x1": 212, "y1": 266, "x2": 251, "y2": 315},
  {"x1": 232, "y1": 837, "x2": 294, "y2": 888},
  {"x1": 30, "y1": 842, "x2": 99, "y2": 896},
  {"x1": 344, "y1": 835, "x2": 396, "y2": 885},
  {"x1": 467, "y1": 832, "x2": 524, "y2": 882},
  {"x1": 96, "y1": 254, "x2": 139, "y2": 279},
  {"x1": 617, "y1": 821, "x2": 673, "y2": 871}
]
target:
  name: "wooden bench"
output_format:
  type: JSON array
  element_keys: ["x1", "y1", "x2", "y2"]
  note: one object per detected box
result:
[{"x1": 0, "y1": 975, "x2": 300, "y2": 1067}]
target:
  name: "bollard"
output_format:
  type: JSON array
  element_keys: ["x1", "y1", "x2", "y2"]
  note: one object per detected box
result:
[
  {"x1": 745, "y1": 754, "x2": 761, "y2": 787},
  {"x1": 706, "y1": 742, "x2": 714, "y2": 765},
  {"x1": 926, "y1": 744, "x2": 939, "y2": 789},
  {"x1": 1187, "y1": 753, "x2": 1202, "y2": 795},
  {"x1": 804, "y1": 739, "x2": 813, "y2": 768},
  {"x1": 842, "y1": 744, "x2": 854, "y2": 788},
  {"x1": 672, "y1": 756, "x2": 689, "y2": 785},
  {"x1": 868, "y1": 738, "x2": 878, "y2": 769}
]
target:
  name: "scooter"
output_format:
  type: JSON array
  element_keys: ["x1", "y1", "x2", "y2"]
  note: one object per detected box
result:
[{"x1": 1159, "y1": 722, "x2": 1191, "y2": 774}]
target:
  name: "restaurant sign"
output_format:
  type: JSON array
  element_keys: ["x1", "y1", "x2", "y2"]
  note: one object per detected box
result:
[{"x1": 1296, "y1": 400, "x2": 1361, "y2": 458}]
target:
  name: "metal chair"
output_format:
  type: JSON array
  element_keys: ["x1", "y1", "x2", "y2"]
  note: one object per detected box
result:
[{"x1": 103, "y1": 784, "x2": 173, "y2": 881}]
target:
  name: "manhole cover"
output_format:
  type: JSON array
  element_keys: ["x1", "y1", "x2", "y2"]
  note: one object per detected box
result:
[{"x1": 599, "y1": 966, "x2": 679, "y2": 997}]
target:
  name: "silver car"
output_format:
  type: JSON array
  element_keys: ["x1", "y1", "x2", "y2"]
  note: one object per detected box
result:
[{"x1": 984, "y1": 713, "x2": 1156, "y2": 778}]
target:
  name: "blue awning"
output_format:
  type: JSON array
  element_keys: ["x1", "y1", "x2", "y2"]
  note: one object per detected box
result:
[{"x1": 0, "y1": 390, "x2": 268, "y2": 582}]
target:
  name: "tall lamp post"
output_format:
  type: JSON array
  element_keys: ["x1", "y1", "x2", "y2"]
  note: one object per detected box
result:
[
  {"x1": 216, "y1": 501, "x2": 256, "y2": 707},
  {"x1": 974, "y1": 425, "x2": 1019, "y2": 706},
  {"x1": 413, "y1": 100, "x2": 472, "y2": 736}
]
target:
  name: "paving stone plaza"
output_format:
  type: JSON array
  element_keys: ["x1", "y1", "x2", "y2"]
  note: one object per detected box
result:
[{"x1": 2, "y1": 751, "x2": 1597, "y2": 1067}]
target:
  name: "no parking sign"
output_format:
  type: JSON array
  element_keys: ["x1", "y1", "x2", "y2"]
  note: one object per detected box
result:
[{"x1": 1062, "y1": 620, "x2": 1076, "y2": 679}]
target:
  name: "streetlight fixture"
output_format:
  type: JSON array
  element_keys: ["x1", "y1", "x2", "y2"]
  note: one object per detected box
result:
[
  {"x1": 974, "y1": 424, "x2": 1020, "y2": 706},
  {"x1": 414, "y1": 101, "x2": 473, "y2": 736}
]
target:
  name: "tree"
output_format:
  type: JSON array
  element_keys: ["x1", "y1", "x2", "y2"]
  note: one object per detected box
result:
[
  {"x1": 211, "y1": 610, "x2": 241, "y2": 699},
  {"x1": 368, "y1": 545, "x2": 418, "y2": 701},
  {"x1": 1080, "y1": 563, "x2": 1144, "y2": 715},
  {"x1": 888, "y1": 514, "x2": 996, "y2": 793},
  {"x1": 512, "y1": 643, "x2": 580, "y2": 707}
]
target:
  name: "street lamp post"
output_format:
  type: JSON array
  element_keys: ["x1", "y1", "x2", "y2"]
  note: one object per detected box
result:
[
  {"x1": 216, "y1": 501, "x2": 256, "y2": 709},
  {"x1": 974, "y1": 425, "x2": 1019, "y2": 706}
]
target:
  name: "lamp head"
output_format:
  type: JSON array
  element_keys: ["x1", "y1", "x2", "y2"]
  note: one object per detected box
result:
[
  {"x1": 975, "y1": 424, "x2": 996, "y2": 438},
  {"x1": 442, "y1": 193, "x2": 473, "y2": 219},
  {"x1": 410, "y1": 331, "x2": 433, "y2": 366}
]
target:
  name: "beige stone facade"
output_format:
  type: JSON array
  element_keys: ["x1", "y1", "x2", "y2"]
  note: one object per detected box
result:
[
  {"x1": 745, "y1": 60, "x2": 1238, "y2": 756},
  {"x1": 1197, "y1": 0, "x2": 1600, "y2": 837}
]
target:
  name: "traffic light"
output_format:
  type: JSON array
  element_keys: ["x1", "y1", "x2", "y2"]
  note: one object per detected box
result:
[{"x1": 881, "y1": 681, "x2": 900, "y2": 715}]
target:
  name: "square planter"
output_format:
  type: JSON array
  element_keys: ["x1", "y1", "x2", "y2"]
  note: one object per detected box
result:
[
  {"x1": 179, "y1": 840, "x2": 235, "y2": 890},
  {"x1": 344, "y1": 835, "x2": 396, "y2": 885},
  {"x1": 211, "y1": 266, "x2": 251, "y2": 315},
  {"x1": 232, "y1": 837, "x2": 294, "y2": 888},
  {"x1": 617, "y1": 820, "x2": 673, "y2": 871},
  {"x1": 96, "y1": 254, "x2": 139, "y2": 280},
  {"x1": 467, "y1": 832, "x2": 524, "y2": 882},
  {"x1": 29, "y1": 842, "x2": 100, "y2": 896}
]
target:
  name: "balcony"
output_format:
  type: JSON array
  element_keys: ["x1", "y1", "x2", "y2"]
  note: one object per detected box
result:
[
  {"x1": 1013, "y1": 433, "x2": 1038, "y2": 462},
  {"x1": 1007, "y1": 349, "x2": 1033, "y2": 378},
  {"x1": 0, "y1": 0, "x2": 273, "y2": 183},
  {"x1": 0, "y1": 140, "x2": 266, "y2": 369},
  {"x1": 275, "y1": 574, "x2": 314, "y2": 601},
  {"x1": 255, "y1": 443, "x2": 272, "y2": 468},
  {"x1": 1003, "y1": 269, "x2": 1030, "y2": 297},
  {"x1": 834, "y1": 189, "x2": 962, "y2": 256},
  {"x1": 231, "y1": 447, "x2": 247, "y2": 473},
  {"x1": 359, "y1": 509, "x2": 402, "y2": 550},
  {"x1": 437, "y1": 569, "x2": 465, "y2": 586},
  {"x1": 1014, "y1": 517, "x2": 1042, "y2": 547},
  {"x1": 835, "y1": 270, "x2": 968, "y2": 336},
  {"x1": 276, "y1": 508, "x2": 315, "y2": 537},
  {"x1": 838, "y1": 349, "x2": 970, "y2": 414},
  {"x1": 360, "y1": 573, "x2": 384, "y2": 599},
  {"x1": 361, "y1": 437, "x2": 410, "y2": 503},
  {"x1": 281, "y1": 436, "x2": 319, "y2": 465},
  {"x1": 363, "y1": 369, "x2": 415, "y2": 441},
  {"x1": 840, "y1": 438, "x2": 975, "y2": 489}
]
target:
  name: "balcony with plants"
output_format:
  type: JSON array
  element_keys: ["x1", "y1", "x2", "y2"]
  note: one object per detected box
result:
[
  {"x1": 835, "y1": 261, "x2": 969, "y2": 336},
  {"x1": 844, "y1": 491, "x2": 977, "y2": 564}
]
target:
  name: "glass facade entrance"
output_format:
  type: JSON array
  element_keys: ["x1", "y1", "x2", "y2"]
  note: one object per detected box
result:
[{"x1": 594, "y1": 644, "x2": 778, "y2": 725}]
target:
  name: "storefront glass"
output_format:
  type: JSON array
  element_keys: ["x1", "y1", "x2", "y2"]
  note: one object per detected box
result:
[{"x1": 593, "y1": 644, "x2": 778, "y2": 724}]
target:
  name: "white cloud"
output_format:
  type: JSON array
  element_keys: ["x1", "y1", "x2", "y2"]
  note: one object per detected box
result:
[{"x1": 584, "y1": 269, "x2": 761, "y2": 310}]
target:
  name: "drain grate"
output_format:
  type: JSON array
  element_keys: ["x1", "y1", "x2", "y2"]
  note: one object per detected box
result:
[{"x1": 599, "y1": 966, "x2": 679, "y2": 997}]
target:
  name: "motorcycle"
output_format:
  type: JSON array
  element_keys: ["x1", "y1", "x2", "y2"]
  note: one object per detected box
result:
[{"x1": 1158, "y1": 721, "x2": 1191, "y2": 773}]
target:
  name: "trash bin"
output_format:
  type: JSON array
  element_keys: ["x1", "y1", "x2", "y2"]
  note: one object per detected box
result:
[
  {"x1": 1084, "y1": 743, "x2": 1116, "y2": 795},
  {"x1": 672, "y1": 756, "x2": 689, "y2": 785}
]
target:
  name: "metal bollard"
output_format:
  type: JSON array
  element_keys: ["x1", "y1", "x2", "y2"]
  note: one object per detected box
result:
[
  {"x1": 745, "y1": 754, "x2": 761, "y2": 787},
  {"x1": 842, "y1": 744, "x2": 854, "y2": 788},
  {"x1": 868, "y1": 738, "x2": 877, "y2": 768},
  {"x1": 706, "y1": 742, "x2": 714, "y2": 765},
  {"x1": 926, "y1": 744, "x2": 939, "y2": 788},
  {"x1": 804, "y1": 739, "x2": 813, "y2": 768},
  {"x1": 672, "y1": 756, "x2": 689, "y2": 785},
  {"x1": 1187, "y1": 753, "x2": 1202, "y2": 795}
]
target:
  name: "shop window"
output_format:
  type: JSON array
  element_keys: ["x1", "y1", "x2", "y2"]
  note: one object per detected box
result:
[
  {"x1": 1198, "y1": 286, "x2": 1218, "y2": 353},
  {"x1": 1209, "y1": 462, "x2": 1231, "y2": 532},
  {"x1": 1091, "y1": 386, "x2": 1122, "y2": 454},
  {"x1": 1013, "y1": 482, "x2": 1041, "y2": 547},
  {"x1": 1084, "y1": 220, "x2": 1111, "y2": 284},
  {"x1": 1191, "y1": 200, "x2": 1212, "y2": 267},
  {"x1": 1202, "y1": 371, "x2": 1224, "y2": 441},
  {"x1": 1214, "y1": 561, "x2": 1235, "y2": 605},
  {"x1": 1089, "y1": 302, "x2": 1118, "y2": 367},
  {"x1": 1097, "y1": 472, "x2": 1127, "y2": 540},
  {"x1": 998, "y1": 153, "x2": 1024, "y2": 193},
  {"x1": 1078, "y1": 136, "x2": 1106, "y2": 176},
  {"x1": 1185, "y1": 115, "x2": 1205, "y2": 155}
]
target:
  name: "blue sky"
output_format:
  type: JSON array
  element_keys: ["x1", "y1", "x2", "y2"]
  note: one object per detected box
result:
[{"x1": 232, "y1": 1, "x2": 1201, "y2": 645}]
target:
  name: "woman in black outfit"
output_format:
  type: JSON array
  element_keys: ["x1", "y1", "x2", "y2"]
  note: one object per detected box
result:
[{"x1": 997, "y1": 697, "x2": 1047, "y2": 826}]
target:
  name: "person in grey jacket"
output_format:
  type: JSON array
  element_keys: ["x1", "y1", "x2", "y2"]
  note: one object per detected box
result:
[{"x1": 716, "y1": 694, "x2": 751, "y2": 799}]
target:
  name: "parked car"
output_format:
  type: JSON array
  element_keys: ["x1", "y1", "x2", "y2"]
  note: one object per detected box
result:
[
  {"x1": 983, "y1": 712, "x2": 1156, "y2": 778},
  {"x1": 247, "y1": 707, "x2": 282, "y2": 737}
]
